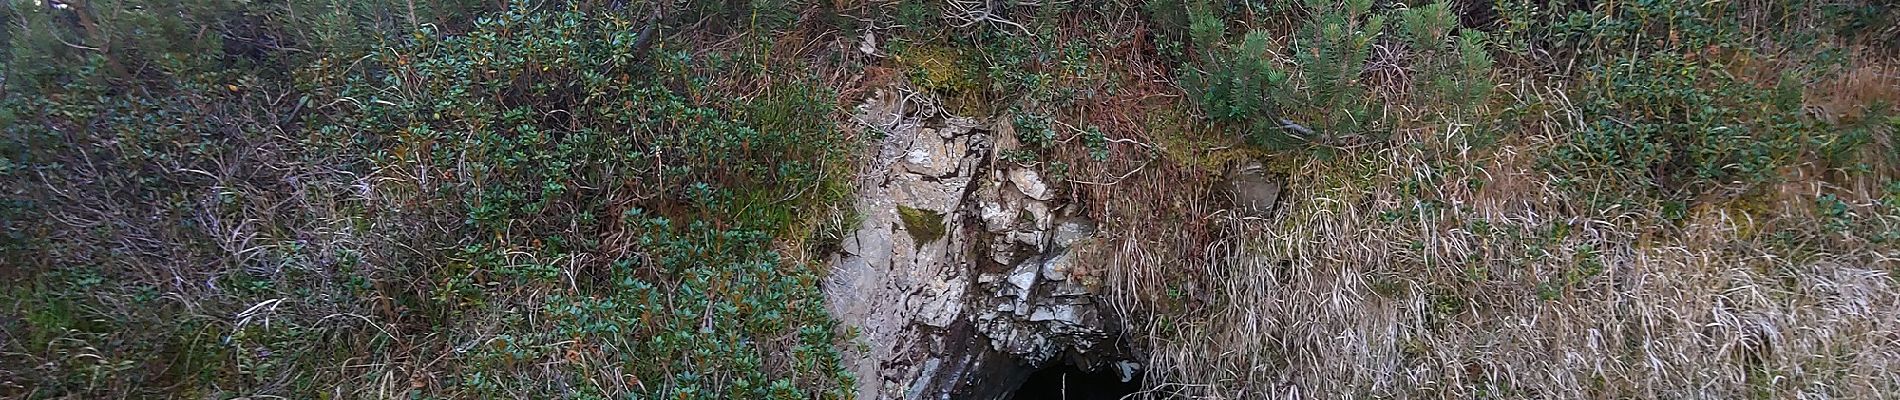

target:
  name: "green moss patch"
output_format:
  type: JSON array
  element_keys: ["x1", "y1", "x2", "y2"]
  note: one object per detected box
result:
[{"x1": 898, "y1": 205, "x2": 948, "y2": 245}]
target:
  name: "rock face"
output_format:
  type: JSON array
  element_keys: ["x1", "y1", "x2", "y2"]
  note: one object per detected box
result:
[{"x1": 825, "y1": 90, "x2": 1117, "y2": 400}]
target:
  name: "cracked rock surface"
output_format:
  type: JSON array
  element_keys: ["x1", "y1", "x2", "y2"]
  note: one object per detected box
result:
[{"x1": 825, "y1": 90, "x2": 1116, "y2": 400}]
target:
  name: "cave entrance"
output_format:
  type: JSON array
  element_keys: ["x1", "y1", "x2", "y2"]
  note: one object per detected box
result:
[{"x1": 1009, "y1": 360, "x2": 1142, "y2": 400}]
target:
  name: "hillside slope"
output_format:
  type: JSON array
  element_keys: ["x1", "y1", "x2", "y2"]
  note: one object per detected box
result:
[{"x1": 4, "y1": 0, "x2": 1898, "y2": 399}]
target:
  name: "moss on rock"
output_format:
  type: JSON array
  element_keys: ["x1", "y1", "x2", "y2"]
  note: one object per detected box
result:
[{"x1": 898, "y1": 205, "x2": 948, "y2": 245}]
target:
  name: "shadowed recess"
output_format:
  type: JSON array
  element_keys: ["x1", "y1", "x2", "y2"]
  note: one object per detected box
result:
[{"x1": 1010, "y1": 361, "x2": 1141, "y2": 400}]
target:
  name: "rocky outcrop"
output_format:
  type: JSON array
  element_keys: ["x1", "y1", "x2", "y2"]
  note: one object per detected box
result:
[{"x1": 825, "y1": 90, "x2": 1122, "y2": 400}]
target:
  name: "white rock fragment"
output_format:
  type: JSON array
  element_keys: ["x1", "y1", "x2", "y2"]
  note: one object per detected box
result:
[
  {"x1": 1008, "y1": 263, "x2": 1038, "y2": 293},
  {"x1": 1052, "y1": 219, "x2": 1094, "y2": 247},
  {"x1": 1041, "y1": 253, "x2": 1070, "y2": 281},
  {"x1": 1028, "y1": 304, "x2": 1077, "y2": 323},
  {"x1": 1022, "y1": 201, "x2": 1053, "y2": 231},
  {"x1": 1009, "y1": 168, "x2": 1053, "y2": 200}
]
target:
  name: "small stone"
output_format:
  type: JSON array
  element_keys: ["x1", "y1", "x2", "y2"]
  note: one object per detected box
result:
[
  {"x1": 1028, "y1": 304, "x2": 1077, "y2": 323},
  {"x1": 1049, "y1": 279, "x2": 1092, "y2": 297},
  {"x1": 945, "y1": 117, "x2": 980, "y2": 133},
  {"x1": 1116, "y1": 361, "x2": 1142, "y2": 383},
  {"x1": 904, "y1": 148, "x2": 932, "y2": 168},
  {"x1": 1052, "y1": 218, "x2": 1094, "y2": 247},
  {"x1": 1040, "y1": 253, "x2": 1070, "y2": 281},
  {"x1": 858, "y1": 29, "x2": 878, "y2": 56},
  {"x1": 1225, "y1": 160, "x2": 1284, "y2": 217},
  {"x1": 906, "y1": 359, "x2": 942, "y2": 399},
  {"x1": 1009, "y1": 168, "x2": 1053, "y2": 200},
  {"x1": 1007, "y1": 262, "x2": 1039, "y2": 293},
  {"x1": 914, "y1": 276, "x2": 966, "y2": 328},
  {"x1": 979, "y1": 198, "x2": 1020, "y2": 233},
  {"x1": 1022, "y1": 201, "x2": 1054, "y2": 231},
  {"x1": 990, "y1": 240, "x2": 1019, "y2": 267},
  {"x1": 902, "y1": 131, "x2": 966, "y2": 178}
]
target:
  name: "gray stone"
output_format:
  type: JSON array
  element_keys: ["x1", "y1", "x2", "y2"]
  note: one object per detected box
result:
[
  {"x1": 1028, "y1": 304, "x2": 1074, "y2": 322},
  {"x1": 1116, "y1": 361, "x2": 1141, "y2": 383},
  {"x1": 1007, "y1": 260, "x2": 1039, "y2": 299},
  {"x1": 1009, "y1": 230, "x2": 1044, "y2": 249},
  {"x1": 1052, "y1": 218, "x2": 1094, "y2": 248},
  {"x1": 1041, "y1": 252, "x2": 1071, "y2": 281},
  {"x1": 1009, "y1": 168, "x2": 1053, "y2": 200},
  {"x1": 901, "y1": 129, "x2": 965, "y2": 177},
  {"x1": 914, "y1": 277, "x2": 965, "y2": 328},
  {"x1": 977, "y1": 182, "x2": 1021, "y2": 233},
  {"x1": 1023, "y1": 201, "x2": 1054, "y2": 231},
  {"x1": 1225, "y1": 160, "x2": 1284, "y2": 217},
  {"x1": 1049, "y1": 279, "x2": 1092, "y2": 297}
]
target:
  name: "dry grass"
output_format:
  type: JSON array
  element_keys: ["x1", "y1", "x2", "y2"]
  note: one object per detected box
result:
[
  {"x1": 1083, "y1": 73, "x2": 1900, "y2": 400},
  {"x1": 1054, "y1": 9, "x2": 1900, "y2": 396},
  {"x1": 1112, "y1": 141, "x2": 1900, "y2": 398}
]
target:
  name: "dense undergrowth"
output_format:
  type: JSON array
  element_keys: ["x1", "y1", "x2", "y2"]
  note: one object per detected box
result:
[
  {"x1": 4, "y1": 0, "x2": 1899, "y2": 398},
  {"x1": 2, "y1": 1, "x2": 852, "y2": 398}
]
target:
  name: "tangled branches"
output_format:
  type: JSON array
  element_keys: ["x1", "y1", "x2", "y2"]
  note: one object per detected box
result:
[{"x1": 944, "y1": 0, "x2": 1071, "y2": 35}]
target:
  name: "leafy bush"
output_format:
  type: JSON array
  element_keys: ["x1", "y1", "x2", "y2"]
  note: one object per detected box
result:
[{"x1": 482, "y1": 212, "x2": 850, "y2": 399}]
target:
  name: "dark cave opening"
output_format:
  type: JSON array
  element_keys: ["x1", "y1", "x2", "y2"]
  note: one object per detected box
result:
[{"x1": 1009, "y1": 361, "x2": 1142, "y2": 400}]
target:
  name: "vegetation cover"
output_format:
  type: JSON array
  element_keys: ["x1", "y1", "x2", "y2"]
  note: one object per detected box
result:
[
  {"x1": 2, "y1": 0, "x2": 1897, "y2": 398},
  {"x1": 2, "y1": 1, "x2": 854, "y2": 398}
]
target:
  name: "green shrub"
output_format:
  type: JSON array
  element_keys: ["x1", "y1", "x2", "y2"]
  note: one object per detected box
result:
[
  {"x1": 328, "y1": 4, "x2": 854, "y2": 396},
  {"x1": 1534, "y1": 0, "x2": 1882, "y2": 203},
  {"x1": 1181, "y1": 0, "x2": 1493, "y2": 151},
  {"x1": 1397, "y1": 2, "x2": 1493, "y2": 113},
  {"x1": 2, "y1": 0, "x2": 855, "y2": 397},
  {"x1": 513, "y1": 212, "x2": 851, "y2": 399}
]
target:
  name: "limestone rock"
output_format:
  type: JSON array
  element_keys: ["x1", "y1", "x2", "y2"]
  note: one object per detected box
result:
[
  {"x1": 1040, "y1": 252, "x2": 1071, "y2": 281},
  {"x1": 824, "y1": 91, "x2": 1118, "y2": 400},
  {"x1": 1009, "y1": 168, "x2": 1054, "y2": 201}
]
